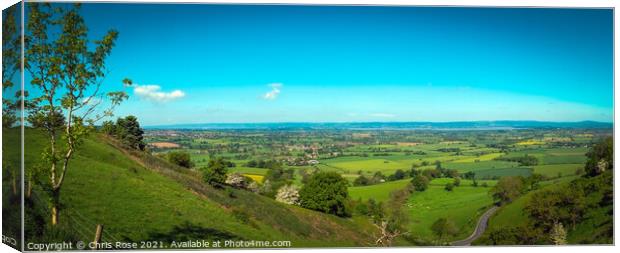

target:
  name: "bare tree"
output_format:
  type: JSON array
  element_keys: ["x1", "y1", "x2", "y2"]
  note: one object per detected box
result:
[{"x1": 374, "y1": 221, "x2": 406, "y2": 246}]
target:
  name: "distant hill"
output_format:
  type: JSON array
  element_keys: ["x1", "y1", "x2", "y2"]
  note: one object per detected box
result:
[{"x1": 145, "y1": 121, "x2": 613, "y2": 130}]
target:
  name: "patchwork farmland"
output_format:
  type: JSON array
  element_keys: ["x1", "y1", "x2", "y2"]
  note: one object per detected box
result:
[{"x1": 141, "y1": 125, "x2": 611, "y2": 245}]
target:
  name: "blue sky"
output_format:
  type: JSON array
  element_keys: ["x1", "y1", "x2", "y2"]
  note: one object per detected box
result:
[{"x1": 38, "y1": 4, "x2": 616, "y2": 125}]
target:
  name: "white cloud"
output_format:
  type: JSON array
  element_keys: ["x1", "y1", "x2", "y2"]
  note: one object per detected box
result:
[
  {"x1": 133, "y1": 84, "x2": 185, "y2": 102},
  {"x1": 263, "y1": 83, "x2": 282, "y2": 100},
  {"x1": 370, "y1": 113, "x2": 396, "y2": 118}
]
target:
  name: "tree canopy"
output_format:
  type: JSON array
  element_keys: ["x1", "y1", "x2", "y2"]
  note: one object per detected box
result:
[
  {"x1": 114, "y1": 115, "x2": 145, "y2": 150},
  {"x1": 411, "y1": 175, "x2": 429, "y2": 192},
  {"x1": 431, "y1": 218, "x2": 458, "y2": 240},
  {"x1": 299, "y1": 172, "x2": 350, "y2": 217},
  {"x1": 23, "y1": 2, "x2": 126, "y2": 225},
  {"x1": 490, "y1": 176, "x2": 525, "y2": 204},
  {"x1": 167, "y1": 151, "x2": 193, "y2": 168},
  {"x1": 585, "y1": 137, "x2": 613, "y2": 177},
  {"x1": 202, "y1": 157, "x2": 229, "y2": 188}
]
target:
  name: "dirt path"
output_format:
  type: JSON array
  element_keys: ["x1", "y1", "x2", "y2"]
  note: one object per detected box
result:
[{"x1": 451, "y1": 206, "x2": 499, "y2": 246}]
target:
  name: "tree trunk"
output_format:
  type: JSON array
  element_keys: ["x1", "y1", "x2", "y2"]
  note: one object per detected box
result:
[
  {"x1": 27, "y1": 179, "x2": 32, "y2": 199},
  {"x1": 51, "y1": 206, "x2": 58, "y2": 225},
  {"x1": 51, "y1": 189, "x2": 60, "y2": 225},
  {"x1": 93, "y1": 224, "x2": 104, "y2": 248}
]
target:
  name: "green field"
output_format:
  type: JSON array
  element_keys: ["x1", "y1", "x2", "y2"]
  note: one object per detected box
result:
[
  {"x1": 442, "y1": 160, "x2": 519, "y2": 172},
  {"x1": 540, "y1": 155, "x2": 587, "y2": 165},
  {"x1": 324, "y1": 158, "x2": 409, "y2": 174},
  {"x1": 228, "y1": 166, "x2": 270, "y2": 175},
  {"x1": 500, "y1": 148, "x2": 587, "y2": 166},
  {"x1": 406, "y1": 178, "x2": 495, "y2": 242},
  {"x1": 428, "y1": 178, "x2": 497, "y2": 187},
  {"x1": 474, "y1": 167, "x2": 533, "y2": 179},
  {"x1": 5, "y1": 124, "x2": 608, "y2": 247},
  {"x1": 450, "y1": 153, "x2": 504, "y2": 163},
  {"x1": 532, "y1": 164, "x2": 583, "y2": 177},
  {"x1": 349, "y1": 179, "x2": 411, "y2": 202}
]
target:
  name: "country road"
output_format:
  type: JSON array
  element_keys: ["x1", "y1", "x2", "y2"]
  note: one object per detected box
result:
[{"x1": 451, "y1": 206, "x2": 499, "y2": 246}]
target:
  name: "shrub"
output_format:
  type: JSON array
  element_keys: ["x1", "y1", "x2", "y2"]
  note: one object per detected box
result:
[
  {"x1": 490, "y1": 176, "x2": 525, "y2": 204},
  {"x1": 275, "y1": 184, "x2": 300, "y2": 205},
  {"x1": 411, "y1": 175, "x2": 429, "y2": 192},
  {"x1": 422, "y1": 169, "x2": 441, "y2": 179},
  {"x1": 480, "y1": 226, "x2": 542, "y2": 245},
  {"x1": 445, "y1": 169, "x2": 459, "y2": 178},
  {"x1": 226, "y1": 173, "x2": 251, "y2": 189},
  {"x1": 372, "y1": 171, "x2": 386, "y2": 183},
  {"x1": 299, "y1": 172, "x2": 350, "y2": 217},
  {"x1": 388, "y1": 169, "x2": 406, "y2": 181},
  {"x1": 453, "y1": 177, "x2": 461, "y2": 187},
  {"x1": 585, "y1": 137, "x2": 613, "y2": 177},
  {"x1": 550, "y1": 222, "x2": 567, "y2": 245},
  {"x1": 247, "y1": 181, "x2": 260, "y2": 193},
  {"x1": 367, "y1": 198, "x2": 384, "y2": 223},
  {"x1": 101, "y1": 120, "x2": 116, "y2": 135},
  {"x1": 444, "y1": 183, "x2": 454, "y2": 192},
  {"x1": 462, "y1": 171, "x2": 476, "y2": 180},
  {"x1": 496, "y1": 155, "x2": 539, "y2": 166},
  {"x1": 524, "y1": 173, "x2": 545, "y2": 190},
  {"x1": 354, "y1": 200, "x2": 369, "y2": 215},
  {"x1": 353, "y1": 175, "x2": 370, "y2": 186},
  {"x1": 431, "y1": 218, "x2": 458, "y2": 240},
  {"x1": 260, "y1": 180, "x2": 273, "y2": 196},
  {"x1": 472, "y1": 179, "x2": 478, "y2": 187},
  {"x1": 202, "y1": 157, "x2": 228, "y2": 188},
  {"x1": 167, "y1": 151, "x2": 194, "y2": 168},
  {"x1": 265, "y1": 168, "x2": 294, "y2": 182}
]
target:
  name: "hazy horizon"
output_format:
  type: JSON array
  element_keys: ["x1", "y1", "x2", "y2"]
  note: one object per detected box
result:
[{"x1": 141, "y1": 120, "x2": 613, "y2": 128}]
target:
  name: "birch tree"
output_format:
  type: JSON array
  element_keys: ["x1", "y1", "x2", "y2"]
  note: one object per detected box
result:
[{"x1": 25, "y1": 3, "x2": 127, "y2": 225}]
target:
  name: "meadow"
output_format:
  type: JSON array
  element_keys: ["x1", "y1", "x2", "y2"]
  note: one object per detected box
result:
[
  {"x1": 406, "y1": 178, "x2": 495, "y2": 242},
  {"x1": 142, "y1": 127, "x2": 607, "y2": 245},
  {"x1": 349, "y1": 179, "x2": 411, "y2": 202},
  {"x1": 4, "y1": 125, "x2": 610, "y2": 247}
]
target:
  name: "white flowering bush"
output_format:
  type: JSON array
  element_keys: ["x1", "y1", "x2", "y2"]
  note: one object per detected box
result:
[
  {"x1": 275, "y1": 184, "x2": 300, "y2": 205},
  {"x1": 247, "y1": 181, "x2": 260, "y2": 193},
  {"x1": 226, "y1": 173, "x2": 249, "y2": 189}
]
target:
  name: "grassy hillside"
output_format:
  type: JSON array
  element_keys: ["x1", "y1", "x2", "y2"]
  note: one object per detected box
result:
[
  {"x1": 406, "y1": 178, "x2": 495, "y2": 242},
  {"x1": 7, "y1": 128, "x2": 375, "y2": 247},
  {"x1": 475, "y1": 172, "x2": 612, "y2": 245},
  {"x1": 2, "y1": 128, "x2": 22, "y2": 250}
]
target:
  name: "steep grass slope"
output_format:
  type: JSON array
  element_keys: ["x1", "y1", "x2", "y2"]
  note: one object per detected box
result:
[
  {"x1": 475, "y1": 173, "x2": 612, "y2": 245},
  {"x1": 7, "y1": 129, "x2": 374, "y2": 247}
]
